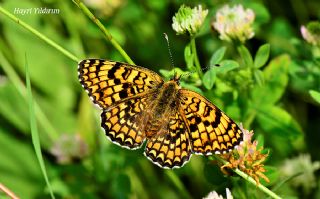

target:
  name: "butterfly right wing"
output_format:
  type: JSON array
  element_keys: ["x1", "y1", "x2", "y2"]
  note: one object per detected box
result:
[
  {"x1": 78, "y1": 59, "x2": 164, "y2": 109},
  {"x1": 178, "y1": 89, "x2": 243, "y2": 155}
]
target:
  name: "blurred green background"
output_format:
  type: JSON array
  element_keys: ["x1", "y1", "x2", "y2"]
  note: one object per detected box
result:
[{"x1": 0, "y1": 0, "x2": 320, "y2": 198}]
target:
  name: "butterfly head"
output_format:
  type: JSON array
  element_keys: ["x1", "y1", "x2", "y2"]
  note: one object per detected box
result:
[{"x1": 171, "y1": 71, "x2": 181, "y2": 85}]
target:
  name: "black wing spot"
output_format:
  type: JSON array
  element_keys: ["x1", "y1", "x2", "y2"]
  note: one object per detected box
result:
[{"x1": 119, "y1": 90, "x2": 128, "y2": 99}]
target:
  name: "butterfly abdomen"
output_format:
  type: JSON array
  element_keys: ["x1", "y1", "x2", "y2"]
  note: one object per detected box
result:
[{"x1": 144, "y1": 81, "x2": 180, "y2": 137}]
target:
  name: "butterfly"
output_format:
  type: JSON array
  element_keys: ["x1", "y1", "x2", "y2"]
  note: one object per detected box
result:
[{"x1": 78, "y1": 59, "x2": 243, "y2": 169}]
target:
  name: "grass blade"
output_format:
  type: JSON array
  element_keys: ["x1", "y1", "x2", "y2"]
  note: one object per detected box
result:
[{"x1": 25, "y1": 55, "x2": 55, "y2": 199}]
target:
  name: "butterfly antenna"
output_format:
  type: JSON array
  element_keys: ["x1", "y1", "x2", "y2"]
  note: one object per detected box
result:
[{"x1": 163, "y1": 33, "x2": 176, "y2": 79}]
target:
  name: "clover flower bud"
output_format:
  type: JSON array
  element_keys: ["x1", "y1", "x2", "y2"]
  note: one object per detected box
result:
[{"x1": 172, "y1": 5, "x2": 208, "y2": 36}]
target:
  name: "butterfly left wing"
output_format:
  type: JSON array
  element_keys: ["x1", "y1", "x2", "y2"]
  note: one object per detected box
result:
[
  {"x1": 178, "y1": 89, "x2": 243, "y2": 155},
  {"x1": 144, "y1": 111, "x2": 192, "y2": 168},
  {"x1": 78, "y1": 59, "x2": 164, "y2": 109},
  {"x1": 101, "y1": 94, "x2": 153, "y2": 149}
]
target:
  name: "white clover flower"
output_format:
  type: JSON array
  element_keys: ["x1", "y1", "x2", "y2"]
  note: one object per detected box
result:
[
  {"x1": 301, "y1": 21, "x2": 320, "y2": 46},
  {"x1": 280, "y1": 153, "x2": 320, "y2": 194},
  {"x1": 213, "y1": 4, "x2": 255, "y2": 43},
  {"x1": 203, "y1": 188, "x2": 233, "y2": 199},
  {"x1": 172, "y1": 5, "x2": 208, "y2": 36}
]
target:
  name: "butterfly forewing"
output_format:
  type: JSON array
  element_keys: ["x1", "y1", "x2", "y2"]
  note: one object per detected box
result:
[
  {"x1": 78, "y1": 59, "x2": 163, "y2": 109},
  {"x1": 178, "y1": 89, "x2": 243, "y2": 155}
]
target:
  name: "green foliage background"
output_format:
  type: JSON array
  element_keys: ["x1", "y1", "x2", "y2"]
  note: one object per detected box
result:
[{"x1": 0, "y1": 0, "x2": 319, "y2": 198}]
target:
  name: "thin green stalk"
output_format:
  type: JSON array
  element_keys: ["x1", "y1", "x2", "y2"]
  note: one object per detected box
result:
[
  {"x1": 72, "y1": 0, "x2": 134, "y2": 64},
  {"x1": 58, "y1": 1, "x2": 86, "y2": 57},
  {"x1": 0, "y1": 51, "x2": 59, "y2": 143},
  {"x1": 215, "y1": 155, "x2": 282, "y2": 199},
  {"x1": 0, "y1": 6, "x2": 78, "y2": 62},
  {"x1": 190, "y1": 37, "x2": 203, "y2": 77},
  {"x1": 25, "y1": 55, "x2": 55, "y2": 199},
  {"x1": 125, "y1": 167, "x2": 148, "y2": 199},
  {"x1": 165, "y1": 170, "x2": 193, "y2": 199}
]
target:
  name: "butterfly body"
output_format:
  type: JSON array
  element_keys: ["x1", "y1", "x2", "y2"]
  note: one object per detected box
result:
[
  {"x1": 78, "y1": 59, "x2": 243, "y2": 168},
  {"x1": 143, "y1": 80, "x2": 180, "y2": 136}
]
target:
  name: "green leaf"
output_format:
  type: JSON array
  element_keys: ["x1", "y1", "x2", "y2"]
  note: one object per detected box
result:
[
  {"x1": 159, "y1": 68, "x2": 186, "y2": 79},
  {"x1": 309, "y1": 90, "x2": 320, "y2": 103},
  {"x1": 237, "y1": 45, "x2": 254, "y2": 68},
  {"x1": 184, "y1": 44, "x2": 194, "y2": 69},
  {"x1": 209, "y1": 46, "x2": 226, "y2": 66},
  {"x1": 254, "y1": 44, "x2": 270, "y2": 68},
  {"x1": 202, "y1": 68, "x2": 216, "y2": 89},
  {"x1": 251, "y1": 54, "x2": 290, "y2": 105},
  {"x1": 254, "y1": 69, "x2": 265, "y2": 86},
  {"x1": 159, "y1": 69, "x2": 173, "y2": 79},
  {"x1": 216, "y1": 60, "x2": 239, "y2": 74},
  {"x1": 256, "y1": 106, "x2": 303, "y2": 138},
  {"x1": 25, "y1": 56, "x2": 55, "y2": 199}
]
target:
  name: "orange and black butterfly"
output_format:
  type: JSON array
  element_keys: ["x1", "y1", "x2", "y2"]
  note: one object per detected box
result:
[{"x1": 78, "y1": 59, "x2": 243, "y2": 168}]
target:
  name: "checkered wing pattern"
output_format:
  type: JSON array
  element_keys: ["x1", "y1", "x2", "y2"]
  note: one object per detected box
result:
[
  {"x1": 178, "y1": 89, "x2": 243, "y2": 155},
  {"x1": 101, "y1": 96, "x2": 150, "y2": 149},
  {"x1": 144, "y1": 111, "x2": 192, "y2": 168},
  {"x1": 78, "y1": 59, "x2": 163, "y2": 109}
]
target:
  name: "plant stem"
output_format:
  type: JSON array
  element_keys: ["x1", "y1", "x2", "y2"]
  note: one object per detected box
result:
[
  {"x1": 72, "y1": 0, "x2": 134, "y2": 64},
  {"x1": 190, "y1": 37, "x2": 203, "y2": 77},
  {"x1": 0, "y1": 6, "x2": 78, "y2": 62},
  {"x1": 165, "y1": 170, "x2": 193, "y2": 199},
  {"x1": 0, "y1": 183, "x2": 19, "y2": 199},
  {"x1": 215, "y1": 155, "x2": 282, "y2": 199}
]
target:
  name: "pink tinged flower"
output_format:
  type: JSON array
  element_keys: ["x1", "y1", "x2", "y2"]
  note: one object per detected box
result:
[
  {"x1": 213, "y1": 4, "x2": 255, "y2": 43},
  {"x1": 50, "y1": 133, "x2": 89, "y2": 164},
  {"x1": 220, "y1": 125, "x2": 269, "y2": 184},
  {"x1": 301, "y1": 21, "x2": 320, "y2": 46}
]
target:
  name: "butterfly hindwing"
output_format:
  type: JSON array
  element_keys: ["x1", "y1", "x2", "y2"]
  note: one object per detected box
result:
[
  {"x1": 144, "y1": 111, "x2": 192, "y2": 168},
  {"x1": 178, "y1": 89, "x2": 243, "y2": 155},
  {"x1": 101, "y1": 96, "x2": 150, "y2": 149},
  {"x1": 78, "y1": 59, "x2": 163, "y2": 109}
]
